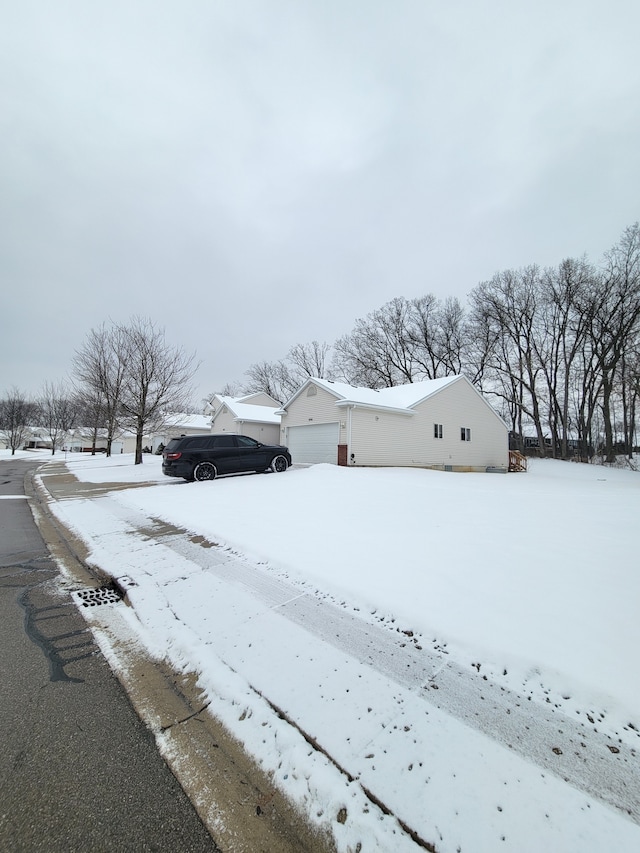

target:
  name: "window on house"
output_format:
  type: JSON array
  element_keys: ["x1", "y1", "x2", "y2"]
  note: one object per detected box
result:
[
  {"x1": 461, "y1": 427, "x2": 471, "y2": 441},
  {"x1": 307, "y1": 385, "x2": 317, "y2": 396},
  {"x1": 434, "y1": 423, "x2": 443, "y2": 439}
]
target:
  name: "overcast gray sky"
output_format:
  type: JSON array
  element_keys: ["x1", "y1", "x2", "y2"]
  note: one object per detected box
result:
[{"x1": 2, "y1": 0, "x2": 639, "y2": 406}]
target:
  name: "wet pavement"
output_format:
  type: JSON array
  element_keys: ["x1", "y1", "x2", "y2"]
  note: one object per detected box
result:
[{"x1": 0, "y1": 458, "x2": 220, "y2": 853}]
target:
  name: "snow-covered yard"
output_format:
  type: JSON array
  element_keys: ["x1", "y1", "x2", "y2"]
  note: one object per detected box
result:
[
  {"x1": 54, "y1": 452, "x2": 639, "y2": 719},
  {"x1": 13, "y1": 448, "x2": 640, "y2": 851}
]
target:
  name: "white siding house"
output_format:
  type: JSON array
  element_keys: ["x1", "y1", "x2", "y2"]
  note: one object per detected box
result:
[
  {"x1": 209, "y1": 393, "x2": 281, "y2": 445},
  {"x1": 279, "y1": 376, "x2": 509, "y2": 472}
]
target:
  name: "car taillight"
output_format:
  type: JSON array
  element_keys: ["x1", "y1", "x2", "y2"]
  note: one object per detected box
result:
[{"x1": 165, "y1": 451, "x2": 182, "y2": 460}]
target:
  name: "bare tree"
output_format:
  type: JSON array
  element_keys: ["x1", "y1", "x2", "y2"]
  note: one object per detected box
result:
[
  {"x1": 243, "y1": 341, "x2": 333, "y2": 403},
  {"x1": 464, "y1": 227, "x2": 640, "y2": 462},
  {"x1": 243, "y1": 359, "x2": 298, "y2": 404},
  {"x1": 38, "y1": 381, "x2": 78, "y2": 455},
  {"x1": 72, "y1": 323, "x2": 129, "y2": 456},
  {"x1": 468, "y1": 266, "x2": 549, "y2": 454},
  {"x1": 333, "y1": 295, "x2": 469, "y2": 388},
  {"x1": 287, "y1": 340, "x2": 333, "y2": 385},
  {"x1": 73, "y1": 391, "x2": 107, "y2": 455},
  {"x1": 117, "y1": 317, "x2": 199, "y2": 464},
  {"x1": 332, "y1": 298, "x2": 415, "y2": 388},
  {"x1": 536, "y1": 257, "x2": 595, "y2": 458},
  {"x1": 435, "y1": 296, "x2": 468, "y2": 376},
  {"x1": 621, "y1": 341, "x2": 640, "y2": 457},
  {"x1": 406, "y1": 294, "x2": 467, "y2": 379},
  {"x1": 0, "y1": 388, "x2": 38, "y2": 455},
  {"x1": 589, "y1": 223, "x2": 640, "y2": 461}
]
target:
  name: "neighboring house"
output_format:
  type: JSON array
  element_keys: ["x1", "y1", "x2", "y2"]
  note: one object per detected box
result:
[
  {"x1": 510, "y1": 433, "x2": 589, "y2": 459},
  {"x1": 278, "y1": 376, "x2": 509, "y2": 472},
  {"x1": 209, "y1": 393, "x2": 281, "y2": 445},
  {"x1": 64, "y1": 427, "x2": 109, "y2": 453},
  {"x1": 22, "y1": 427, "x2": 53, "y2": 450},
  {"x1": 152, "y1": 413, "x2": 212, "y2": 452}
]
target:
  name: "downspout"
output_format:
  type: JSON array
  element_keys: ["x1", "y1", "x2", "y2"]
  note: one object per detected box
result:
[{"x1": 347, "y1": 405, "x2": 354, "y2": 464}]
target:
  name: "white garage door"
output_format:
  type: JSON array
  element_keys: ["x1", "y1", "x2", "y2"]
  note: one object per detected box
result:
[{"x1": 287, "y1": 423, "x2": 340, "y2": 465}]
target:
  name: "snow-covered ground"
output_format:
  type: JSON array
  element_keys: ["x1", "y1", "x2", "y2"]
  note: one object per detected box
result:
[{"x1": 11, "y1": 448, "x2": 640, "y2": 851}]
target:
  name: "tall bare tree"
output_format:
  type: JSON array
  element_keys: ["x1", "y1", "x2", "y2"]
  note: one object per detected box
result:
[
  {"x1": 407, "y1": 294, "x2": 467, "y2": 379},
  {"x1": 38, "y1": 381, "x2": 78, "y2": 454},
  {"x1": 333, "y1": 295, "x2": 469, "y2": 388},
  {"x1": 243, "y1": 359, "x2": 298, "y2": 404},
  {"x1": 589, "y1": 223, "x2": 640, "y2": 461},
  {"x1": 243, "y1": 341, "x2": 333, "y2": 403},
  {"x1": 287, "y1": 340, "x2": 333, "y2": 385},
  {"x1": 537, "y1": 257, "x2": 595, "y2": 458},
  {"x1": 117, "y1": 317, "x2": 198, "y2": 464},
  {"x1": 332, "y1": 298, "x2": 415, "y2": 387},
  {"x1": 0, "y1": 388, "x2": 38, "y2": 455},
  {"x1": 73, "y1": 391, "x2": 107, "y2": 455},
  {"x1": 72, "y1": 322, "x2": 128, "y2": 456},
  {"x1": 469, "y1": 266, "x2": 549, "y2": 453}
]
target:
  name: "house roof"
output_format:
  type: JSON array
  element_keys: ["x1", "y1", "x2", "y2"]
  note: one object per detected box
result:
[
  {"x1": 163, "y1": 413, "x2": 211, "y2": 431},
  {"x1": 214, "y1": 396, "x2": 281, "y2": 425},
  {"x1": 280, "y1": 375, "x2": 508, "y2": 429},
  {"x1": 236, "y1": 392, "x2": 281, "y2": 407},
  {"x1": 281, "y1": 376, "x2": 462, "y2": 414}
]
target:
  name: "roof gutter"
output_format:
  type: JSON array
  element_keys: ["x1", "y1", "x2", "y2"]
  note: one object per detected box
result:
[{"x1": 334, "y1": 400, "x2": 415, "y2": 416}]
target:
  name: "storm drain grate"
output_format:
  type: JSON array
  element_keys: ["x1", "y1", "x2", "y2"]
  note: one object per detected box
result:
[{"x1": 75, "y1": 585, "x2": 124, "y2": 607}]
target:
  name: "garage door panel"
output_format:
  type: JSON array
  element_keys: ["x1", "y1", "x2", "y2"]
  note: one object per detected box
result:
[{"x1": 287, "y1": 423, "x2": 339, "y2": 465}]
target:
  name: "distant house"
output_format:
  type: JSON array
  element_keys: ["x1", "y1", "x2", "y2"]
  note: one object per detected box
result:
[
  {"x1": 151, "y1": 413, "x2": 212, "y2": 453},
  {"x1": 64, "y1": 427, "x2": 109, "y2": 453},
  {"x1": 209, "y1": 393, "x2": 281, "y2": 445},
  {"x1": 22, "y1": 427, "x2": 53, "y2": 450},
  {"x1": 278, "y1": 376, "x2": 509, "y2": 472}
]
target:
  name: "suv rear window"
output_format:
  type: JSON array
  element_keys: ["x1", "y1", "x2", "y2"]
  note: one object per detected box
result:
[
  {"x1": 184, "y1": 436, "x2": 212, "y2": 449},
  {"x1": 211, "y1": 435, "x2": 236, "y2": 448}
]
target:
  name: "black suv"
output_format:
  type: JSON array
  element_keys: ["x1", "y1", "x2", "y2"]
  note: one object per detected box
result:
[{"x1": 162, "y1": 434, "x2": 292, "y2": 482}]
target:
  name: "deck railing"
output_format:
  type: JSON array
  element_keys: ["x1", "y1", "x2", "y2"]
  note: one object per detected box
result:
[{"x1": 508, "y1": 450, "x2": 528, "y2": 472}]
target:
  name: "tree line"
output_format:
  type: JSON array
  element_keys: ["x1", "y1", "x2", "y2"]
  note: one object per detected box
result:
[
  {"x1": 1, "y1": 317, "x2": 196, "y2": 464},
  {"x1": 3, "y1": 224, "x2": 639, "y2": 464},
  {"x1": 229, "y1": 223, "x2": 640, "y2": 462}
]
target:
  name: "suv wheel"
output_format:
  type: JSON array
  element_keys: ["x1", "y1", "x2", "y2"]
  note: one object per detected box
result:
[
  {"x1": 193, "y1": 461, "x2": 217, "y2": 481},
  {"x1": 270, "y1": 455, "x2": 289, "y2": 473}
]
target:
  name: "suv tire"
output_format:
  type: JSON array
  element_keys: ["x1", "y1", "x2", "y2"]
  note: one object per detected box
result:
[
  {"x1": 270, "y1": 455, "x2": 289, "y2": 473},
  {"x1": 193, "y1": 461, "x2": 217, "y2": 481}
]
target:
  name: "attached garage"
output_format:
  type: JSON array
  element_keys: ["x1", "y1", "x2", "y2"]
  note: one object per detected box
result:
[
  {"x1": 209, "y1": 393, "x2": 282, "y2": 445},
  {"x1": 287, "y1": 422, "x2": 340, "y2": 465}
]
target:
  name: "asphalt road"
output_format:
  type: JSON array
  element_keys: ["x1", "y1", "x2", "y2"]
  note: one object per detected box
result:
[{"x1": 0, "y1": 458, "x2": 220, "y2": 853}]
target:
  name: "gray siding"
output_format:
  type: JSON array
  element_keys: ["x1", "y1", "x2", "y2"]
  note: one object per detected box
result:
[
  {"x1": 242, "y1": 392, "x2": 279, "y2": 407},
  {"x1": 241, "y1": 423, "x2": 280, "y2": 444},
  {"x1": 212, "y1": 408, "x2": 280, "y2": 444},
  {"x1": 212, "y1": 408, "x2": 237, "y2": 433},
  {"x1": 280, "y1": 384, "x2": 345, "y2": 446}
]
